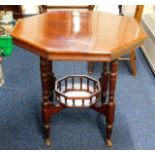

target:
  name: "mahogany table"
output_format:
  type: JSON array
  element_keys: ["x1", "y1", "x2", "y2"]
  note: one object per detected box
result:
[{"x1": 11, "y1": 11, "x2": 146, "y2": 147}]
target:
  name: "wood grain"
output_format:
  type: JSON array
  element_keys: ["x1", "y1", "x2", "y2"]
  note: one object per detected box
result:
[{"x1": 11, "y1": 11, "x2": 146, "y2": 62}]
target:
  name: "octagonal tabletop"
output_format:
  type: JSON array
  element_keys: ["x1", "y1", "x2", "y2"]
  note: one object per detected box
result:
[{"x1": 11, "y1": 11, "x2": 147, "y2": 62}]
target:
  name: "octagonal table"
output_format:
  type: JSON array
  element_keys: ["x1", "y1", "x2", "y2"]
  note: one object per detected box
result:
[{"x1": 11, "y1": 11, "x2": 146, "y2": 147}]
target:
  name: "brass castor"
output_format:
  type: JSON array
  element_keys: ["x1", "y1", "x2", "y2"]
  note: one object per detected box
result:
[
  {"x1": 45, "y1": 138, "x2": 52, "y2": 146},
  {"x1": 105, "y1": 139, "x2": 112, "y2": 147}
]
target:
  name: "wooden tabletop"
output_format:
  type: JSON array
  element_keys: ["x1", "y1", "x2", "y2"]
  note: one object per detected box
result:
[{"x1": 11, "y1": 11, "x2": 146, "y2": 62}]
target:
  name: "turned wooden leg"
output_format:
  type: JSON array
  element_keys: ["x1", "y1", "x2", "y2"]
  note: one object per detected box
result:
[
  {"x1": 130, "y1": 50, "x2": 137, "y2": 76},
  {"x1": 47, "y1": 61, "x2": 56, "y2": 101},
  {"x1": 99, "y1": 62, "x2": 109, "y2": 103},
  {"x1": 42, "y1": 104, "x2": 52, "y2": 146},
  {"x1": 105, "y1": 60, "x2": 118, "y2": 147},
  {"x1": 40, "y1": 57, "x2": 53, "y2": 146},
  {"x1": 88, "y1": 62, "x2": 94, "y2": 74}
]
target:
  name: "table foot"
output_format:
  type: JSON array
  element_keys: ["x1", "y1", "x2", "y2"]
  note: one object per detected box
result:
[
  {"x1": 45, "y1": 138, "x2": 52, "y2": 146},
  {"x1": 105, "y1": 139, "x2": 112, "y2": 147}
]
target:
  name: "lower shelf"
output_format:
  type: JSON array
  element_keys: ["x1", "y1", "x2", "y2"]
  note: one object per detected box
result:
[{"x1": 55, "y1": 75, "x2": 101, "y2": 107}]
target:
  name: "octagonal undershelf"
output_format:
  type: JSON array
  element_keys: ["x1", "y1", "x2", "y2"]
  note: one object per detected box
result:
[{"x1": 55, "y1": 75, "x2": 101, "y2": 107}]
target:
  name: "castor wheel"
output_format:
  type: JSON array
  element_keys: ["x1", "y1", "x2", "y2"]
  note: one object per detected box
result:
[
  {"x1": 105, "y1": 139, "x2": 113, "y2": 147},
  {"x1": 45, "y1": 138, "x2": 52, "y2": 146}
]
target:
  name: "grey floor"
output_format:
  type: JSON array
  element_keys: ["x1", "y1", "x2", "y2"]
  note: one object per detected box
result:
[{"x1": 0, "y1": 45, "x2": 155, "y2": 149}]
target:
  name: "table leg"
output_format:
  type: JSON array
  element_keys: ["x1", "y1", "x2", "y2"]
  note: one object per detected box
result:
[
  {"x1": 105, "y1": 60, "x2": 118, "y2": 147},
  {"x1": 47, "y1": 61, "x2": 56, "y2": 101},
  {"x1": 99, "y1": 62, "x2": 109, "y2": 103},
  {"x1": 40, "y1": 57, "x2": 53, "y2": 146},
  {"x1": 88, "y1": 62, "x2": 94, "y2": 74}
]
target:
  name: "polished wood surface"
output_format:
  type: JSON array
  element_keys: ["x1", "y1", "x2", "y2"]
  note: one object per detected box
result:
[
  {"x1": 11, "y1": 11, "x2": 146, "y2": 62},
  {"x1": 88, "y1": 5, "x2": 145, "y2": 75}
]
